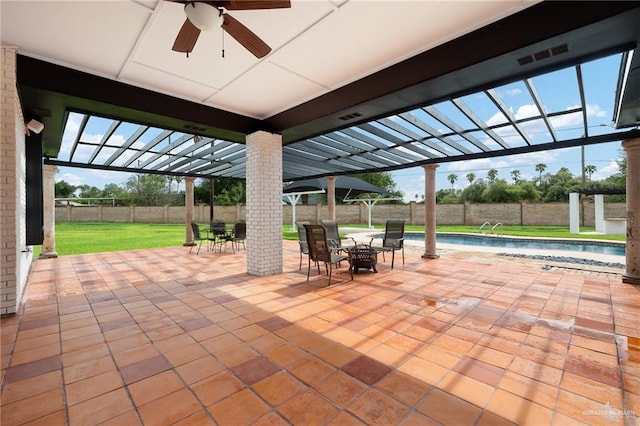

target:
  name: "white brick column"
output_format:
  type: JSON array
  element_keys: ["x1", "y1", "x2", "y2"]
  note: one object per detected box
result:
[
  {"x1": 246, "y1": 131, "x2": 282, "y2": 276},
  {"x1": 40, "y1": 164, "x2": 58, "y2": 258},
  {"x1": 422, "y1": 164, "x2": 439, "y2": 259},
  {"x1": 1, "y1": 46, "x2": 31, "y2": 315},
  {"x1": 184, "y1": 176, "x2": 195, "y2": 246},
  {"x1": 622, "y1": 138, "x2": 640, "y2": 284}
]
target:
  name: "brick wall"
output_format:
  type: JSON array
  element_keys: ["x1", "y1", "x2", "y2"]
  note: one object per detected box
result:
[
  {"x1": 55, "y1": 201, "x2": 625, "y2": 227},
  {"x1": 1, "y1": 46, "x2": 32, "y2": 315}
]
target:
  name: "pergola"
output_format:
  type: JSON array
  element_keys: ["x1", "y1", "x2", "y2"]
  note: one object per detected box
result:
[{"x1": 3, "y1": 1, "x2": 640, "y2": 286}]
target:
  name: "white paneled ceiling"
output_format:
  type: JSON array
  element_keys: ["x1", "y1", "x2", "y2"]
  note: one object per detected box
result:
[{"x1": 1, "y1": 0, "x2": 537, "y2": 119}]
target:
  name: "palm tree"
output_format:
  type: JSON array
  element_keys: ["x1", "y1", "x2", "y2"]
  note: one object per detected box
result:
[
  {"x1": 510, "y1": 169, "x2": 521, "y2": 184},
  {"x1": 487, "y1": 169, "x2": 498, "y2": 184},
  {"x1": 535, "y1": 163, "x2": 546, "y2": 186},
  {"x1": 447, "y1": 173, "x2": 458, "y2": 192},
  {"x1": 585, "y1": 164, "x2": 597, "y2": 181},
  {"x1": 466, "y1": 172, "x2": 475, "y2": 185}
]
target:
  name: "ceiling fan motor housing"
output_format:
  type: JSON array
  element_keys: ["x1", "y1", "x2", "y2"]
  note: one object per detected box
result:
[{"x1": 184, "y1": 2, "x2": 222, "y2": 31}]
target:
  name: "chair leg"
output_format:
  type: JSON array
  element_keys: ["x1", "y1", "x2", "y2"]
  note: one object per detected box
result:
[
  {"x1": 307, "y1": 257, "x2": 311, "y2": 282},
  {"x1": 401, "y1": 247, "x2": 405, "y2": 265},
  {"x1": 391, "y1": 249, "x2": 395, "y2": 268},
  {"x1": 196, "y1": 240, "x2": 202, "y2": 255}
]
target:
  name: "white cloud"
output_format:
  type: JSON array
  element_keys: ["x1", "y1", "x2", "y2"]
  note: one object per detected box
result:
[{"x1": 592, "y1": 161, "x2": 619, "y2": 181}]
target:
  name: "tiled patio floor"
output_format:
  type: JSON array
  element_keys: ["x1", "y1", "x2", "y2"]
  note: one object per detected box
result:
[{"x1": 1, "y1": 241, "x2": 639, "y2": 425}]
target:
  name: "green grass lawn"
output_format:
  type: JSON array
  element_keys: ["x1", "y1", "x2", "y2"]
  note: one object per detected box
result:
[{"x1": 36, "y1": 222, "x2": 625, "y2": 257}]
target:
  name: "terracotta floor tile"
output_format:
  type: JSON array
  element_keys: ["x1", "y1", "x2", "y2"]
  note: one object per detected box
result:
[
  {"x1": 342, "y1": 355, "x2": 392, "y2": 386},
  {"x1": 438, "y1": 370, "x2": 495, "y2": 408},
  {"x1": 209, "y1": 388, "x2": 271, "y2": 425},
  {"x1": 416, "y1": 345, "x2": 461, "y2": 368},
  {"x1": 417, "y1": 388, "x2": 482, "y2": 425},
  {"x1": 398, "y1": 356, "x2": 448, "y2": 386},
  {"x1": 65, "y1": 369, "x2": 123, "y2": 406},
  {"x1": 192, "y1": 370, "x2": 246, "y2": 406},
  {"x1": 265, "y1": 343, "x2": 308, "y2": 368},
  {"x1": 176, "y1": 355, "x2": 225, "y2": 384},
  {"x1": 453, "y1": 356, "x2": 505, "y2": 387},
  {"x1": 10, "y1": 342, "x2": 61, "y2": 366},
  {"x1": 215, "y1": 342, "x2": 260, "y2": 368},
  {"x1": 119, "y1": 354, "x2": 171, "y2": 385},
  {"x1": 67, "y1": 387, "x2": 133, "y2": 425},
  {"x1": 97, "y1": 410, "x2": 142, "y2": 426},
  {"x1": 128, "y1": 369, "x2": 185, "y2": 406},
  {"x1": 560, "y1": 371, "x2": 624, "y2": 408},
  {"x1": 63, "y1": 354, "x2": 116, "y2": 384},
  {"x1": 347, "y1": 388, "x2": 410, "y2": 425},
  {"x1": 498, "y1": 370, "x2": 558, "y2": 409},
  {"x1": 0, "y1": 388, "x2": 64, "y2": 426},
  {"x1": 277, "y1": 389, "x2": 340, "y2": 425},
  {"x1": 252, "y1": 370, "x2": 308, "y2": 406},
  {"x1": 12, "y1": 332, "x2": 59, "y2": 353},
  {"x1": 232, "y1": 355, "x2": 281, "y2": 385},
  {"x1": 375, "y1": 370, "x2": 432, "y2": 407},
  {"x1": 487, "y1": 389, "x2": 553, "y2": 425},
  {"x1": 7, "y1": 244, "x2": 640, "y2": 426},
  {"x1": 138, "y1": 388, "x2": 202, "y2": 425},
  {"x1": 3, "y1": 355, "x2": 62, "y2": 385},
  {"x1": 19, "y1": 409, "x2": 67, "y2": 426},
  {"x1": 163, "y1": 342, "x2": 208, "y2": 367},
  {"x1": 62, "y1": 342, "x2": 111, "y2": 368},
  {"x1": 112, "y1": 342, "x2": 160, "y2": 368},
  {"x1": 0, "y1": 370, "x2": 62, "y2": 406},
  {"x1": 314, "y1": 370, "x2": 368, "y2": 407}
]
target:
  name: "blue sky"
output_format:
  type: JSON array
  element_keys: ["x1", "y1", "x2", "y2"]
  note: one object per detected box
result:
[{"x1": 55, "y1": 53, "x2": 628, "y2": 201}]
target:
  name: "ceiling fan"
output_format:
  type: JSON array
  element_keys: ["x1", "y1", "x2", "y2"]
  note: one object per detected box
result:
[{"x1": 169, "y1": 1, "x2": 291, "y2": 58}]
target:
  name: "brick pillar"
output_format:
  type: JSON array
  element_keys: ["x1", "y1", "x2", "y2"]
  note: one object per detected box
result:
[
  {"x1": 326, "y1": 176, "x2": 336, "y2": 221},
  {"x1": 622, "y1": 138, "x2": 640, "y2": 284},
  {"x1": 422, "y1": 164, "x2": 439, "y2": 259},
  {"x1": 40, "y1": 164, "x2": 58, "y2": 258},
  {"x1": 184, "y1": 177, "x2": 195, "y2": 246},
  {"x1": 246, "y1": 131, "x2": 282, "y2": 276}
]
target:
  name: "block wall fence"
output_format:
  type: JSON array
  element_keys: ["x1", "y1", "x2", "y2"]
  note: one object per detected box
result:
[{"x1": 55, "y1": 201, "x2": 626, "y2": 227}]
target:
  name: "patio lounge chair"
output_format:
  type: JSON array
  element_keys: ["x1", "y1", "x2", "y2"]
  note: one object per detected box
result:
[
  {"x1": 210, "y1": 221, "x2": 232, "y2": 252},
  {"x1": 370, "y1": 219, "x2": 405, "y2": 268},
  {"x1": 232, "y1": 222, "x2": 246, "y2": 251},
  {"x1": 304, "y1": 224, "x2": 353, "y2": 285},
  {"x1": 321, "y1": 220, "x2": 356, "y2": 251},
  {"x1": 296, "y1": 221, "x2": 311, "y2": 270},
  {"x1": 190, "y1": 222, "x2": 214, "y2": 255}
]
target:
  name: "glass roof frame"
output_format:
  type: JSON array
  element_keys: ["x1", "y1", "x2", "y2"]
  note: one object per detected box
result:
[{"x1": 49, "y1": 50, "x2": 640, "y2": 182}]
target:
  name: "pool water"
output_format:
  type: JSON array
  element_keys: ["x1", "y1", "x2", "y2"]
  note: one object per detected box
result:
[{"x1": 402, "y1": 232, "x2": 625, "y2": 256}]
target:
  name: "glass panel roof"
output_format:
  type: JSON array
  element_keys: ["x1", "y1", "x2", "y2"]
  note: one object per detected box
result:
[{"x1": 53, "y1": 51, "x2": 638, "y2": 182}]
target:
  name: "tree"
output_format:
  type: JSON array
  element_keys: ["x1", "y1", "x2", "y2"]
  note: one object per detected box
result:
[
  {"x1": 465, "y1": 172, "x2": 475, "y2": 185},
  {"x1": 584, "y1": 164, "x2": 597, "y2": 181},
  {"x1": 447, "y1": 173, "x2": 458, "y2": 192},
  {"x1": 124, "y1": 174, "x2": 169, "y2": 205},
  {"x1": 535, "y1": 163, "x2": 546, "y2": 185},
  {"x1": 487, "y1": 169, "x2": 498, "y2": 183},
  {"x1": 55, "y1": 180, "x2": 76, "y2": 198},
  {"x1": 76, "y1": 184, "x2": 102, "y2": 199},
  {"x1": 510, "y1": 169, "x2": 521, "y2": 184}
]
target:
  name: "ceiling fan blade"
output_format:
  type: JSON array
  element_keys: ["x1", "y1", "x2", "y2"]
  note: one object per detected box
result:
[
  {"x1": 172, "y1": 18, "x2": 201, "y2": 53},
  {"x1": 222, "y1": 13, "x2": 271, "y2": 58},
  {"x1": 217, "y1": 1, "x2": 290, "y2": 10}
]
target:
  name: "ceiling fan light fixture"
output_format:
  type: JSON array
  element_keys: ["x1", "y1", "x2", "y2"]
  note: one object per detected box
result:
[{"x1": 184, "y1": 3, "x2": 223, "y2": 31}]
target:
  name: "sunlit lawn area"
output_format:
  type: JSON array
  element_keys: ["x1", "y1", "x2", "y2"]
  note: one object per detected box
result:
[{"x1": 34, "y1": 222, "x2": 624, "y2": 257}]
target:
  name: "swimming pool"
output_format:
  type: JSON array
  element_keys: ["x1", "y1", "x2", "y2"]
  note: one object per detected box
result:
[{"x1": 402, "y1": 232, "x2": 626, "y2": 256}]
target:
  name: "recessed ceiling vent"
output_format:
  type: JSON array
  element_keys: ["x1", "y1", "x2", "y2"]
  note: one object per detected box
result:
[
  {"x1": 518, "y1": 43, "x2": 568, "y2": 66},
  {"x1": 338, "y1": 112, "x2": 362, "y2": 121},
  {"x1": 184, "y1": 124, "x2": 207, "y2": 132}
]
